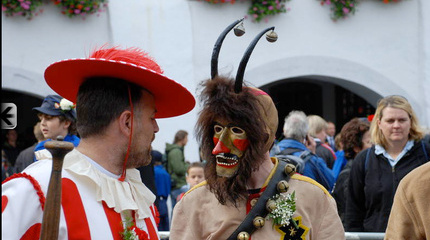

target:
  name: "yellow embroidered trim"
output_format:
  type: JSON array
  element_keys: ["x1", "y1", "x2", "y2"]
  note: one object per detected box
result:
[
  {"x1": 182, "y1": 180, "x2": 207, "y2": 198},
  {"x1": 182, "y1": 157, "x2": 278, "y2": 196},
  {"x1": 291, "y1": 174, "x2": 331, "y2": 196}
]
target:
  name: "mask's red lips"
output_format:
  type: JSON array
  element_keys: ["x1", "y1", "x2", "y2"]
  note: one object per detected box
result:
[{"x1": 216, "y1": 153, "x2": 239, "y2": 168}]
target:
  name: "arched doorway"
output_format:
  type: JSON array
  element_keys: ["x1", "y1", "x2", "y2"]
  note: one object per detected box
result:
[
  {"x1": 2, "y1": 66, "x2": 57, "y2": 149},
  {"x1": 2, "y1": 89, "x2": 44, "y2": 150},
  {"x1": 261, "y1": 77, "x2": 377, "y2": 140}
]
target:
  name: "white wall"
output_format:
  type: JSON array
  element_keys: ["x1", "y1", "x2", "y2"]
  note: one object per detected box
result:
[{"x1": 108, "y1": 0, "x2": 199, "y2": 161}]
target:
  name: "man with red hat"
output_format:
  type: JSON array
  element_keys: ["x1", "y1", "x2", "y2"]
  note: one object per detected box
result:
[{"x1": 2, "y1": 46, "x2": 195, "y2": 239}]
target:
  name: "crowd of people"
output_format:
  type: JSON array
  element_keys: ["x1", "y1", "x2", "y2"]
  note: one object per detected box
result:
[{"x1": 2, "y1": 32, "x2": 430, "y2": 239}]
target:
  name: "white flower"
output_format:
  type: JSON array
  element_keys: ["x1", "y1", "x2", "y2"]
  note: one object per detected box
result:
[
  {"x1": 59, "y1": 98, "x2": 75, "y2": 111},
  {"x1": 130, "y1": 230, "x2": 139, "y2": 240},
  {"x1": 267, "y1": 191, "x2": 296, "y2": 227}
]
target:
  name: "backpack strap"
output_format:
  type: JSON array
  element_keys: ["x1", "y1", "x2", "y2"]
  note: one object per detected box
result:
[
  {"x1": 276, "y1": 148, "x2": 306, "y2": 174},
  {"x1": 279, "y1": 148, "x2": 301, "y2": 155},
  {"x1": 298, "y1": 150, "x2": 313, "y2": 163},
  {"x1": 226, "y1": 159, "x2": 294, "y2": 240},
  {"x1": 301, "y1": 151, "x2": 332, "y2": 191}
]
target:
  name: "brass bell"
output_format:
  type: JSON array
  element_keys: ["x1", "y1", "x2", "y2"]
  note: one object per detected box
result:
[
  {"x1": 250, "y1": 198, "x2": 259, "y2": 207},
  {"x1": 234, "y1": 22, "x2": 245, "y2": 37},
  {"x1": 277, "y1": 180, "x2": 289, "y2": 193},
  {"x1": 253, "y1": 216, "x2": 265, "y2": 229},
  {"x1": 266, "y1": 199, "x2": 277, "y2": 212},
  {"x1": 237, "y1": 231, "x2": 250, "y2": 240},
  {"x1": 284, "y1": 163, "x2": 296, "y2": 176},
  {"x1": 266, "y1": 30, "x2": 278, "y2": 42}
]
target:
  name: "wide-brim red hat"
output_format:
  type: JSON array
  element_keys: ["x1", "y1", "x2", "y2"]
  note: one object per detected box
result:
[{"x1": 44, "y1": 58, "x2": 195, "y2": 118}]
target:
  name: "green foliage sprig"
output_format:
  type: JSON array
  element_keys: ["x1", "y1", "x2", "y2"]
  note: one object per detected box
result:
[
  {"x1": 320, "y1": 0, "x2": 358, "y2": 21},
  {"x1": 1, "y1": 0, "x2": 43, "y2": 19},
  {"x1": 53, "y1": 0, "x2": 108, "y2": 18},
  {"x1": 267, "y1": 191, "x2": 297, "y2": 227},
  {"x1": 248, "y1": 0, "x2": 290, "y2": 23}
]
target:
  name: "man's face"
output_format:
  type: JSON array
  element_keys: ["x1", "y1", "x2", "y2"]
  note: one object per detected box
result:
[
  {"x1": 182, "y1": 135, "x2": 188, "y2": 146},
  {"x1": 212, "y1": 118, "x2": 249, "y2": 178},
  {"x1": 6, "y1": 130, "x2": 18, "y2": 142},
  {"x1": 128, "y1": 90, "x2": 159, "y2": 168},
  {"x1": 377, "y1": 107, "x2": 411, "y2": 145},
  {"x1": 327, "y1": 122, "x2": 336, "y2": 137},
  {"x1": 38, "y1": 114, "x2": 70, "y2": 140},
  {"x1": 316, "y1": 129, "x2": 327, "y2": 143}
]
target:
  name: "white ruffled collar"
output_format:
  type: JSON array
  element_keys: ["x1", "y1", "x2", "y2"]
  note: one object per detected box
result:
[{"x1": 62, "y1": 149, "x2": 155, "y2": 220}]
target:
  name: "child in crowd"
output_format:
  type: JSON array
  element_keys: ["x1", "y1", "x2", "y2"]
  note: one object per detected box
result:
[
  {"x1": 177, "y1": 162, "x2": 205, "y2": 201},
  {"x1": 33, "y1": 95, "x2": 80, "y2": 161}
]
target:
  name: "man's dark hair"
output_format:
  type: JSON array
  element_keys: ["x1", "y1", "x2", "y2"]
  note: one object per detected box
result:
[
  {"x1": 76, "y1": 77, "x2": 143, "y2": 138},
  {"x1": 173, "y1": 130, "x2": 188, "y2": 144}
]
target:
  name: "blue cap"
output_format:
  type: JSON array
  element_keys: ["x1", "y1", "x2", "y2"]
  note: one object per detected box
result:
[
  {"x1": 151, "y1": 150, "x2": 163, "y2": 162},
  {"x1": 33, "y1": 95, "x2": 77, "y2": 121}
]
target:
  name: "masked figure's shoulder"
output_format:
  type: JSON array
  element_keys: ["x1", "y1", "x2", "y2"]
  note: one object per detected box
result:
[{"x1": 291, "y1": 174, "x2": 331, "y2": 196}]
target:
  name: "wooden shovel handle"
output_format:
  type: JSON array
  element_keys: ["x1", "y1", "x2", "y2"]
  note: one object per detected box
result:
[{"x1": 40, "y1": 137, "x2": 74, "y2": 240}]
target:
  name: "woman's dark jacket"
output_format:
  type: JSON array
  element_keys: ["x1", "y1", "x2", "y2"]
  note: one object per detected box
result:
[{"x1": 345, "y1": 140, "x2": 430, "y2": 232}]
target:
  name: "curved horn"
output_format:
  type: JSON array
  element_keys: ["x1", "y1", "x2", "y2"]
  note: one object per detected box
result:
[
  {"x1": 211, "y1": 18, "x2": 245, "y2": 79},
  {"x1": 234, "y1": 27, "x2": 277, "y2": 93}
]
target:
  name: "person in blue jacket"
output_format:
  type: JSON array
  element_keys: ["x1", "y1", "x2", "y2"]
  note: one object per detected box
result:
[
  {"x1": 277, "y1": 110, "x2": 335, "y2": 191},
  {"x1": 33, "y1": 95, "x2": 80, "y2": 160},
  {"x1": 152, "y1": 149, "x2": 171, "y2": 231}
]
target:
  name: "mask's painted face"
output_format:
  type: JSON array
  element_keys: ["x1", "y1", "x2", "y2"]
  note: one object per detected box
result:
[{"x1": 212, "y1": 119, "x2": 250, "y2": 178}]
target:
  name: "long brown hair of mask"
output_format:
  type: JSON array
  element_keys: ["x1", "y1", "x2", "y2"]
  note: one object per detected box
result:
[{"x1": 195, "y1": 76, "x2": 269, "y2": 206}]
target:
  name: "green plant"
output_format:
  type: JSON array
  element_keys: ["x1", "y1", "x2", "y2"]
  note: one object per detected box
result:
[
  {"x1": 200, "y1": 0, "x2": 236, "y2": 3},
  {"x1": 199, "y1": 0, "x2": 289, "y2": 23},
  {"x1": 248, "y1": 0, "x2": 290, "y2": 22},
  {"x1": 53, "y1": 0, "x2": 108, "y2": 18},
  {"x1": 267, "y1": 191, "x2": 297, "y2": 227},
  {"x1": 320, "y1": 0, "x2": 358, "y2": 20},
  {"x1": 1, "y1": 0, "x2": 43, "y2": 19}
]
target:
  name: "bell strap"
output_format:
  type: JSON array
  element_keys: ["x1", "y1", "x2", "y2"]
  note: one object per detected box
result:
[{"x1": 227, "y1": 159, "x2": 292, "y2": 240}]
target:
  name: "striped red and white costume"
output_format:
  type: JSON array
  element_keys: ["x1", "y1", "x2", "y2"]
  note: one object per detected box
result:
[{"x1": 2, "y1": 149, "x2": 159, "y2": 240}]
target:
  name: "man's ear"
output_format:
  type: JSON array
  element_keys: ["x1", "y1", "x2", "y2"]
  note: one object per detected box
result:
[{"x1": 118, "y1": 110, "x2": 132, "y2": 137}]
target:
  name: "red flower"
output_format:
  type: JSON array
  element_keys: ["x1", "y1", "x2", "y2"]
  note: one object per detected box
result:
[
  {"x1": 367, "y1": 114, "x2": 375, "y2": 122},
  {"x1": 130, "y1": 226, "x2": 149, "y2": 240}
]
